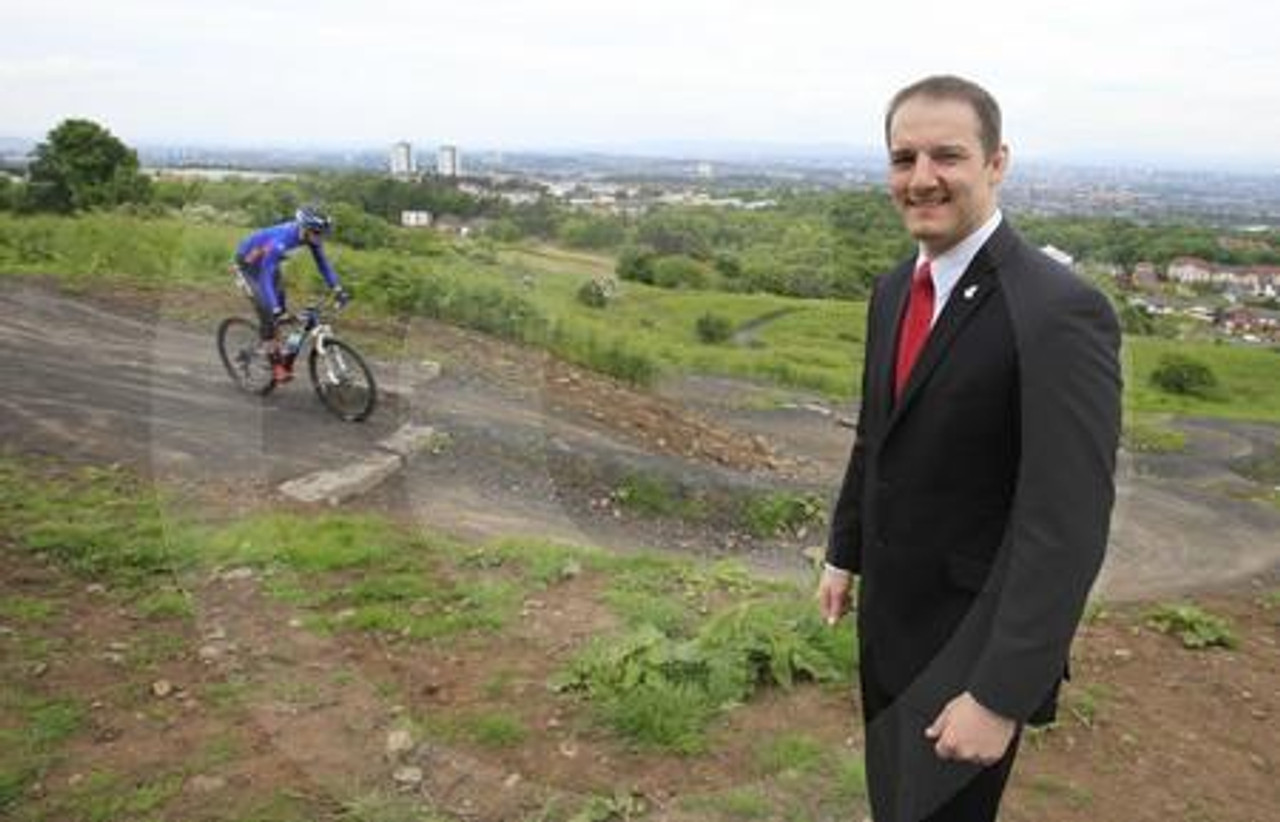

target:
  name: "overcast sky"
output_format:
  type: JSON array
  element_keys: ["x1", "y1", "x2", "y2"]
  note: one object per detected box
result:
[{"x1": 3, "y1": 0, "x2": 1278, "y2": 169}]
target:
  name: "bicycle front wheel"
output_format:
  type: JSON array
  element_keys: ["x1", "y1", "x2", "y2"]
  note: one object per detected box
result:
[
  {"x1": 217, "y1": 317, "x2": 276, "y2": 396},
  {"x1": 309, "y1": 338, "x2": 377, "y2": 421}
]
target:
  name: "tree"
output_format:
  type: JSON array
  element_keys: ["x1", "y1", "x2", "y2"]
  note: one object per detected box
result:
[{"x1": 24, "y1": 119, "x2": 151, "y2": 213}]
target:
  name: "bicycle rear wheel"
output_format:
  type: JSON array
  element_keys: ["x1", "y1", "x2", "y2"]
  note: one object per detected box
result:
[
  {"x1": 217, "y1": 317, "x2": 276, "y2": 395},
  {"x1": 309, "y1": 337, "x2": 377, "y2": 421}
]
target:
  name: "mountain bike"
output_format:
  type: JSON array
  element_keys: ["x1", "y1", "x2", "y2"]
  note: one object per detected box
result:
[{"x1": 216, "y1": 292, "x2": 378, "y2": 422}]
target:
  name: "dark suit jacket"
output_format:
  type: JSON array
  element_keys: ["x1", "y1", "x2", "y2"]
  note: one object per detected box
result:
[{"x1": 826, "y1": 220, "x2": 1122, "y2": 819}]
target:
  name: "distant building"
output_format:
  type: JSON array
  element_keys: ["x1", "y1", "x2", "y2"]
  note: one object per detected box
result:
[
  {"x1": 400, "y1": 210, "x2": 432, "y2": 228},
  {"x1": 1167, "y1": 256, "x2": 1280, "y2": 298},
  {"x1": 1130, "y1": 262, "x2": 1160, "y2": 291},
  {"x1": 695, "y1": 161, "x2": 714, "y2": 180},
  {"x1": 389, "y1": 141, "x2": 415, "y2": 178},
  {"x1": 437, "y1": 145, "x2": 460, "y2": 177}
]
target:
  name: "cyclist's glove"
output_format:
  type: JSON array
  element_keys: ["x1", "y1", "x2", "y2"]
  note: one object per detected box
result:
[{"x1": 333, "y1": 286, "x2": 351, "y2": 308}]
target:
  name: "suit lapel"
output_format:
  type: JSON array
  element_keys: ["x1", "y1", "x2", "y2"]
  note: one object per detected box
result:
[{"x1": 886, "y1": 234, "x2": 1005, "y2": 427}]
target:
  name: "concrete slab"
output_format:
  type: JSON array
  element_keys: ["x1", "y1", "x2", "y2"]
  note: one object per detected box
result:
[
  {"x1": 278, "y1": 451, "x2": 404, "y2": 505},
  {"x1": 377, "y1": 423, "x2": 438, "y2": 458}
]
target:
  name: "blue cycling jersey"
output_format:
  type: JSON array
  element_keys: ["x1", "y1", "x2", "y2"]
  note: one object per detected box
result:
[{"x1": 235, "y1": 220, "x2": 340, "y2": 314}]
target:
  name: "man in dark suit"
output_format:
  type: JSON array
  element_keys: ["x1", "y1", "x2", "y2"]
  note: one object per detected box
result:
[{"x1": 818, "y1": 75, "x2": 1122, "y2": 822}]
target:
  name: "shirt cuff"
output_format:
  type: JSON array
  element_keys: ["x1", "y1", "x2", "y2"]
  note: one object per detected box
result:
[{"x1": 823, "y1": 562, "x2": 852, "y2": 578}]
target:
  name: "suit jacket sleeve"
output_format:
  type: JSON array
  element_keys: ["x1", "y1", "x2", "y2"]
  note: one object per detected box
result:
[
  {"x1": 967, "y1": 279, "x2": 1122, "y2": 720},
  {"x1": 826, "y1": 281, "x2": 881, "y2": 574}
]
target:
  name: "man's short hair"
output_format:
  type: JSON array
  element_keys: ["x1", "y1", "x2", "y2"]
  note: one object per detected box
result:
[{"x1": 885, "y1": 75, "x2": 1003, "y2": 158}]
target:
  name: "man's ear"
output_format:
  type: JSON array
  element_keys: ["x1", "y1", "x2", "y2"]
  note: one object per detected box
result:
[{"x1": 989, "y1": 143, "x2": 1010, "y2": 184}]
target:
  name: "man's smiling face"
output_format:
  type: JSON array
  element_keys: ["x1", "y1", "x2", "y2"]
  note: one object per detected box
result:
[{"x1": 887, "y1": 95, "x2": 1007, "y2": 257}]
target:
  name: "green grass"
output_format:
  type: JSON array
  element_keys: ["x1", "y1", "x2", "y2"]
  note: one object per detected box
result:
[
  {"x1": 133, "y1": 587, "x2": 194, "y2": 620},
  {"x1": 1122, "y1": 414, "x2": 1188, "y2": 453},
  {"x1": 0, "y1": 692, "x2": 87, "y2": 812},
  {"x1": 752, "y1": 732, "x2": 828, "y2": 777},
  {"x1": 1145, "y1": 602, "x2": 1238, "y2": 649},
  {"x1": 0, "y1": 596, "x2": 56, "y2": 624},
  {"x1": 0, "y1": 457, "x2": 189, "y2": 587},
  {"x1": 462, "y1": 711, "x2": 530, "y2": 748},
  {"x1": 740, "y1": 492, "x2": 826, "y2": 538},
  {"x1": 1123, "y1": 336, "x2": 1280, "y2": 422}
]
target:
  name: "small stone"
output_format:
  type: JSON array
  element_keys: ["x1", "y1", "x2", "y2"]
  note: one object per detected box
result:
[
  {"x1": 1113, "y1": 648, "x2": 1133, "y2": 660},
  {"x1": 151, "y1": 680, "x2": 174, "y2": 698},
  {"x1": 198, "y1": 645, "x2": 223, "y2": 663},
  {"x1": 504, "y1": 772, "x2": 522, "y2": 789},
  {"x1": 386, "y1": 729, "x2": 414, "y2": 758},
  {"x1": 85, "y1": 583, "x2": 107, "y2": 595},
  {"x1": 558, "y1": 740, "x2": 578, "y2": 758},
  {"x1": 221, "y1": 567, "x2": 255, "y2": 581},
  {"x1": 103, "y1": 652, "x2": 126, "y2": 666},
  {"x1": 29, "y1": 662, "x2": 49, "y2": 678},
  {"x1": 392, "y1": 766, "x2": 423, "y2": 786},
  {"x1": 288, "y1": 618, "x2": 303, "y2": 629},
  {"x1": 107, "y1": 641, "x2": 130, "y2": 652}
]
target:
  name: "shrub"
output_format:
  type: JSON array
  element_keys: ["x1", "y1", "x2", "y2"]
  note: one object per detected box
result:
[
  {"x1": 616, "y1": 244, "x2": 656, "y2": 284},
  {"x1": 695, "y1": 311, "x2": 734, "y2": 344},
  {"x1": 652, "y1": 255, "x2": 710, "y2": 290},
  {"x1": 1149, "y1": 352, "x2": 1219, "y2": 399},
  {"x1": 576, "y1": 277, "x2": 615, "y2": 309}
]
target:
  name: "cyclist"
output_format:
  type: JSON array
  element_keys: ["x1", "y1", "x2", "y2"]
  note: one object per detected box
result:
[{"x1": 233, "y1": 206, "x2": 350, "y2": 382}]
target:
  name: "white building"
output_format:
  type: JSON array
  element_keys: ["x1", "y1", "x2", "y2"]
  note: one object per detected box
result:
[
  {"x1": 437, "y1": 145, "x2": 460, "y2": 177},
  {"x1": 400, "y1": 210, "x2": 432, "y2": 228},
  {"x1": 390, "y1": 141, "x2": 414, "y2": 178}
]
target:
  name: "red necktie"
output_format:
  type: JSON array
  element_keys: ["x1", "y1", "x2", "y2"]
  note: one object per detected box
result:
[{"x1": 894, "y1": 259, "x2": 934, "y2": 400}]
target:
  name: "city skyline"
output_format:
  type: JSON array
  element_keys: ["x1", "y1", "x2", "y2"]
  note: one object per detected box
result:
[{"x1": 3, "y1": 1, "x2": 1279, "y2": 171}]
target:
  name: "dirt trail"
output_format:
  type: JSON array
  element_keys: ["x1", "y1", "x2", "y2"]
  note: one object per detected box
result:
[{"x1": 2, "y1": 277, "x2": 1279, "y2": 597}]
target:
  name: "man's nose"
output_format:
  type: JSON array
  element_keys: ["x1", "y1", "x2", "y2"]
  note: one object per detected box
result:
[{"x1": 909, "y1": 155, "x2": 938, "y2": 189}]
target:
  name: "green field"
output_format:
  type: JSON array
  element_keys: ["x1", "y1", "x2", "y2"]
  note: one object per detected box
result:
[{"x1": 3, "y1": 212, "x2": 1279, "y2": 420}]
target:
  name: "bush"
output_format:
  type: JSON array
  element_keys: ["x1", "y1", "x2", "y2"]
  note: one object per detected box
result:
[
  {"x1": 1149, "y1": 352, "x2": 1219, "y2": 399},
  {"x1": 576, "y1": 277, "x2": 614, "y2": 309},
  {"x1": 695, "y1": 312, "x2": 734, "y2": 344},
  {"x1": 616, "y1": 244, "x2": 656, "y2": 284},
  {"x1": 651, "y1": 255, "x2": 710, "y2": 290}
]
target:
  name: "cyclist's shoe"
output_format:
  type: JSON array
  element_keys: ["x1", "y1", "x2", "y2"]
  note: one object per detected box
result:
[{"x1": 273, "y1": 360, "x2": 293, "y2": 384}]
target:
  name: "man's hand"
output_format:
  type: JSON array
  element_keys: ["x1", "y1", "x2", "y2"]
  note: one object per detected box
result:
[
  {"x1": 333, "y1": 286, "x2": 351, "y2": 308},
  {"x1": 925, "y1": 692, "x2": 1017, "y2": 765},
  {"x1": 816, "y1": 566, "x2": 853, "y2": 626}
]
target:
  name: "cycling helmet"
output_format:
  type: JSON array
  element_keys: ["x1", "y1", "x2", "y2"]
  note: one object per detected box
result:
[{"x1": 295, "y1": 206, "x2": 333, "y2": 235}]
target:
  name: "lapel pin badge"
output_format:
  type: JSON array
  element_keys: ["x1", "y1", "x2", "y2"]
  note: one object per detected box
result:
[{"x1": 963, "y1": 285, "x2": 979, "y2": 300}]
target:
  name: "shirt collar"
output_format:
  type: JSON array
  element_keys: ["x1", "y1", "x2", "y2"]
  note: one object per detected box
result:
[{"x1": 916, "y1": 209, "x2": 1003, "y2": 321}]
